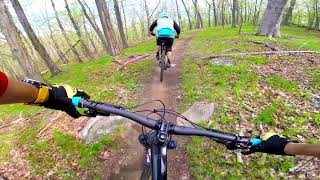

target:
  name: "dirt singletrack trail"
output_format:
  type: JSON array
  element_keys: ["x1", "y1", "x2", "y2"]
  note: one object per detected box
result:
[{"x1": 106, "y1": 34, "x2": 195, "y2": 180}]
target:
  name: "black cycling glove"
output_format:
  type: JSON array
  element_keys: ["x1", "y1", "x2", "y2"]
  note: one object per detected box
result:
[
  {"x1": 248, "y1": 132, "x2": 295, "y2": 155},
  {"x1": 40, "y1": 84, "x2": 90, "y2": 118}
]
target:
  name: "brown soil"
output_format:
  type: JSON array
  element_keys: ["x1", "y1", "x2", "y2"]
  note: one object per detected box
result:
[{"x1": 104, "y1": 34, "x2": 195, "y2": 180}]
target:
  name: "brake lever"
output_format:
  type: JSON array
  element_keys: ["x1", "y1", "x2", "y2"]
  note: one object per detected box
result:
[{"x1": 83, "y1": 108, "x2": 111, "y2": 117}]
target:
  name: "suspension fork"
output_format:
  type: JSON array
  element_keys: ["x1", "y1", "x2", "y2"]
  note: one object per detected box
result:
[{"x1": 151, "y1": 140, "x2": 167, "y2": 180}]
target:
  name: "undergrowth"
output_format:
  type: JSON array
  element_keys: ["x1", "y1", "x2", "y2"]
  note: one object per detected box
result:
[{"x1": 182, "y1": 25, "x2": 320, "y2": 179}]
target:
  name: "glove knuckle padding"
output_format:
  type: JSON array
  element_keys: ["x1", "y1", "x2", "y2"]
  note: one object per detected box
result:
[{"x1": 42, "y1": 85, "x2": 85, "y2": 118}]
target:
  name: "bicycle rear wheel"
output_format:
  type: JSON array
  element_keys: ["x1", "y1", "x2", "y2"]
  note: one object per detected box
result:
[{"x1": 160, "y1": 46, "x2": 166, "y2": 82}]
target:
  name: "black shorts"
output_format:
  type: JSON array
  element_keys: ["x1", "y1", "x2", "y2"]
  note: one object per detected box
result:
[{"x1": 157, "y1": 37, "x2": 174, "y2": 51}]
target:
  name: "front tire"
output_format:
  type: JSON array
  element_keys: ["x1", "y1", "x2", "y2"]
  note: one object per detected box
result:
[{"x1": 140, "y1": 148, "x2": 152, "y2": 180}]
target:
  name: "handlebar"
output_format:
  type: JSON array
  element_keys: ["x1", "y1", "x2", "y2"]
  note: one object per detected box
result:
[{"x1": 72, "y1": 97, "x2": 261, "y2": 147}]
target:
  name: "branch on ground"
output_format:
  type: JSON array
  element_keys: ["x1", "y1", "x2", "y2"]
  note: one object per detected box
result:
[
  {"x1": 200, "y1": 50, "x2": 320, "y2": 60},
  {"x1": 117, "y1": 53, "x2": 152, "y2": 70},
  {"x1": 248, "y1": 40, "x2": 280, "y2": 51}
]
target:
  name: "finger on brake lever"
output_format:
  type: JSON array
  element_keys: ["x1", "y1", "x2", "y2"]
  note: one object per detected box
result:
[{"x1": 84, "y1": 108, "x2": 110, "y2": 117}]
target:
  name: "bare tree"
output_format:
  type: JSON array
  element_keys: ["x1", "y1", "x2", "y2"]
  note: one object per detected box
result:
[
  {"x1": 175, "y1": 0, "x2": 182, "y2": 29},
  {"x1": 77, "y1": 0, "x2": 109, "y2": 52},
  {"x1": 10, "y1": 0, "x2": 60, "y2": 76},
  {"x1": 95, "y1": 0, "x2": 120, "y2": 56},
  {"x1": 258, "y1": 0, "x2": 288, "y2": 37},
  {"x1": 120, "y1": 0, "x2": 128, "y2": 40},
  {"x1": 143, "y1": 0, "x2": 160, "y2": 36},
  {"x1": 64, "y1": 0, "x2": 93, "y2": 60},
  {"x1": 83, "y1": 16, "x2": 98, "y2": 53},
  {"x1": 47, "y1": 23, "x2": 69, "y2": 64},
  {"x1": 283, "y1": 0, "x2": 296, "y2": 25},
  {"x1": 0, "y1": 0, "x2": 42, "y2": 80},
  {"x1": 253, "y1": 0, "x2": 263, "y2": 29},
  {"x1": 212, "y1": 0, "x2": 218, "y2": 26},
  {"x1": 181, "y1": 0, "x2": 192, "y2": 30},
  {"x1": 206, "y1": 1, "x2": 212, "y2": 27},
  {"x1": 113, "y1": 0, "x2": 128, "y2": 48},
  {"x1": 50, "y1": 0, "x2": 82, "y2": 62},
  {"x1": 315, "y1": 0, "x2": 319, "y2": 30},
  {"x1": 192, "y1": 0, "x2": 203, "y2": 29},
  {"x1": 231, "y1": 0, "x2": 239, "y2": 27},
  {"x1": 221, "y1": 0, "x2": 226, "y2": 28}
]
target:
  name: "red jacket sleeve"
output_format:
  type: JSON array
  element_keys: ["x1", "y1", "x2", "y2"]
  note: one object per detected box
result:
[{"x1": 0, "y1": 71, "x2": 9, "y2": 97}]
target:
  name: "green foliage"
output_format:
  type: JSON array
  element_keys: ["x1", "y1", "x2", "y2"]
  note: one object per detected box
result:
[
  {"x1": 187, "y1": 137, "x2": 295, "y2": 179},
  {"x1": 0, "y1": 104, "x2": 41, "y2": 122},
  {"x1": 256, "y1": 101, "x2": 278, "y2": 125},
  {"x1": 119, "y1": 39, "x2": 155, "y2": 57},
  {"x1": 312, "y1": 113, "x2": 320, "y2": 126},
  {"x1": 237, "y1": 55, "x2": 267, "y2": 65},
  {"x1": 0, "y1": 130, "x2": 15, "y2": 161},
  {"x1": 266, "y1": 76, "x2": 300, "y2": 93},
  {"x1": 181, "y1": 25, "x2": 317, "y2": 179},
  {"x1": 310, "y1": 69, "x2": 320, "y2": 89}
]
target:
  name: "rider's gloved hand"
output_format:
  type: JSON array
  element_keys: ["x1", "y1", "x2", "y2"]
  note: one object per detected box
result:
[
  {"x1": 36, "y1": 84, "x2": 90, "y2": 118},
  {"x1": 248, "y1": 132, "x2": 293, "y2": 155}
]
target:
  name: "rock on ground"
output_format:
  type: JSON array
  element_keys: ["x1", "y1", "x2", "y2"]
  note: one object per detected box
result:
[
  {"x1": 210, "y1": 57, "x2": 235, "y2": 66},
  {"x1": 177, "y1": 101, "x2": 215, "y2": 127},
  {"x1": 311, "y1": 94, "x2": 320, "y2": 112},
  {"x1": 78, "y1": 116, "x2": 131, "y2": 144}
]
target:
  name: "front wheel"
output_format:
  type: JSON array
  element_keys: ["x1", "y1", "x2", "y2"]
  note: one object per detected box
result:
[{"x1": 140, "y1": 148, "x2": 152, "y2": 180}]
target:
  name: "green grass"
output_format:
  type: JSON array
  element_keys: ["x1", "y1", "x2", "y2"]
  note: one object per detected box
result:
[
  {"x1": 310, "y1": 69, "x2": 320, "y2": 90},
  {"x1": 182, "y1": 25, "x2": 319, "y2": 179},
  {"x1": 266, "y1": 75, "x2": 300, "y2": 93},
  {"x1": 120, "y1": 39, "x2": 155, "y2": 57},
  {"x1": 0, "y1": 104, "x2": 41, "y2": 122},
  {"x1": 17, "y1": 120, "x2": 124, "y2": 176},
  {"x1": 0, "y1": 129, "x2": 15, "y2": 161}
]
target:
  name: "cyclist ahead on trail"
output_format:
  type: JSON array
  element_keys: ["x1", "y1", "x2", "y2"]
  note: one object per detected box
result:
[{"x1": 149, "y1": 12, "x2": 181, "y2": 68}]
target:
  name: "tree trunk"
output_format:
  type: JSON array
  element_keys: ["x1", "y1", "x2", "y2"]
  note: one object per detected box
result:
[
  {"x1": 95, "y1": 0, "x2": 120, "y2": 56},
  {"x1": 283, "y1": 0, "x2": 296, "y2": 25},
  {"x1": 10, "y1": 0, "x2": 60, "y2": 76},
  {"x1": 212, "y1": 0, "x2": 218, "y2": 26},
  {"x1": 0, "y1": 0, "x2": 42, "y2": 80},
  {"x1": 120, "y1": 0, "x2": 128, "y2": 40},
  {"x1": 258, "y1": 0, "x2": 288, "y2": 37},
  {"x1": 113, "y1": 0, "x2": 128, "y2": 48},
  {"x1": 143, "y1": 0, "x2": 151, "y2": 36},
  {"x1": 253, "y1": 0, "x2": 263, "y2": 30},
  {"x1": 83, "y1": 17, "x2": 98, "y2": 53},
  {"x1": 131, "y1": 19, "x2": 138, "y2": 40},
  {"x1": 77, "y1": 0, "x2": 109, "y2": 52},
  {"x1": 315, "y1": 0, "x2": 319, "y2": 30},
  {"x1": 175, "y1": 0, "x2": 182, "y2": 29},
  {"x1": 50, "y1": 0, "x2": 82, "y2": 62},
  {"x1": 192, "y1": 0, "x2": 203, "y2": 29},
  {"x1": 181, "y1": 0, "x2": 193, "y2": 30},
  {"x1": 221, "y1": 0, "x2": 225, "y2": 28},
  {"x1": 208, "y1": 3, "x2": 211, "y2": 27},
  {"x1": 64, "y1": 0, "x2": 93, "y2": 60},
  {"x1": 47, "y1": 26, "x2": 69, "y2": 64},
  {"x1": 232, "y1": 0, "x2": 239, "y2": 27},
  {"x1": 44, "y1": 8, "x2": 69, "y2": 64}
]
